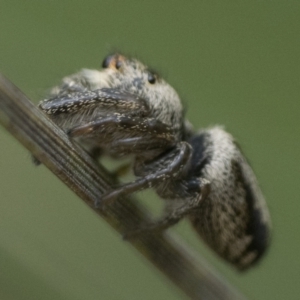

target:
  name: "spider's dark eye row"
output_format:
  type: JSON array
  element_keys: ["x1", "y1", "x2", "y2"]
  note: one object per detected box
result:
[
  {"x1": 102, "y1": 54, "x2": 122, "y2": 69},
  {"x1": 102, "y1": 55, "x2": 112, "y2": 68},
  {"x1": 115, "y1": 60, "x2": 122, "y2": 69},
  {"x1": 148, "y1": 72, "x2": 156, "y2": 84}
]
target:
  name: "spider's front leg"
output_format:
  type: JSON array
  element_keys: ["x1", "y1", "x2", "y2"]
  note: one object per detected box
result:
[
  {"x1": 39, "y1": 88, "x2": 150, "y2": 116},
  {"x1": 68, "y1": 114, "x2": 178, "y2": 152},
  {"x1": 96, "y1": 141, "x2": 193, "y2": 207}
]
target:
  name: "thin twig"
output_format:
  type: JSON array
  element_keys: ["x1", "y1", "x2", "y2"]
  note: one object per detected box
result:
[{"x1": 0, "y1": 74, "x2": 246, "y2": 300}]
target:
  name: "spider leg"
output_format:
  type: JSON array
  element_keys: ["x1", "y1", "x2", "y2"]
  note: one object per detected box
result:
[
  {"x1": 39, "y1": 88, "x2": 150, "y2": 116},
  {"x1": 124, "y1": 179, "x2": 211, "y2": 239},
  {"x1": 96, "y1": 141, "x2": 192, "y2": 207},
  {"x1": 109, "y1": 136, "x2": 176, "y2": 155},
  {"x1": 68, "y1": 115, "x2": 176, "y2": 144}
]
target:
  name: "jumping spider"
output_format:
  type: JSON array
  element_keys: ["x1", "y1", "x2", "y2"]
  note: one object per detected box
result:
[{"x1": 39, "y1": 53, "x2": 271, "y2": 270}]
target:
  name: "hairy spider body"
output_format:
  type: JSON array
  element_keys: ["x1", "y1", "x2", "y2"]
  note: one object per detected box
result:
[
  {"x1": 187, "y1": 128, "x2": 269, "y2": 268},
  {"x1": 39, "y1": 54, "x2": 271, "y2": 270}
]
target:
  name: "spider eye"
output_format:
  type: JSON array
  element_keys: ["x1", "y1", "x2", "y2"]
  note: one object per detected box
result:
[
  {"x1": 102, "y1": 54, "x2": 123, "y2": 69},
  {"x1": 116, "y1": 60, "x2": 122, "y2": 69},
  {"x1": 102, "y1": 55, "x2": 113, "y2": 68},
  {"x1": 148, "y1": 72, "x2": 156, "y2": 84}
]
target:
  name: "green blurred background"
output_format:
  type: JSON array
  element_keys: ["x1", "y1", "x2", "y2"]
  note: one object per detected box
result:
[{"x1": 0, "y1": 1, "x2": 299, "y2": 299}]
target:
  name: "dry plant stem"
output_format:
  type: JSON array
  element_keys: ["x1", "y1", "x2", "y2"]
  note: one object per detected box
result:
[{"x1": 0, "y1": 74, "x2": 246, "y2": 300}]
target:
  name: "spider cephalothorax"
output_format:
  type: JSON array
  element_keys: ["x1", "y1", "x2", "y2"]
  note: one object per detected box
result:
[
  {"x1": 40, "y1": 54, "x2": 185, "y2": 158},
  {"x1": 39, "y1": 53, "x2": 271, "y2": 270}
]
